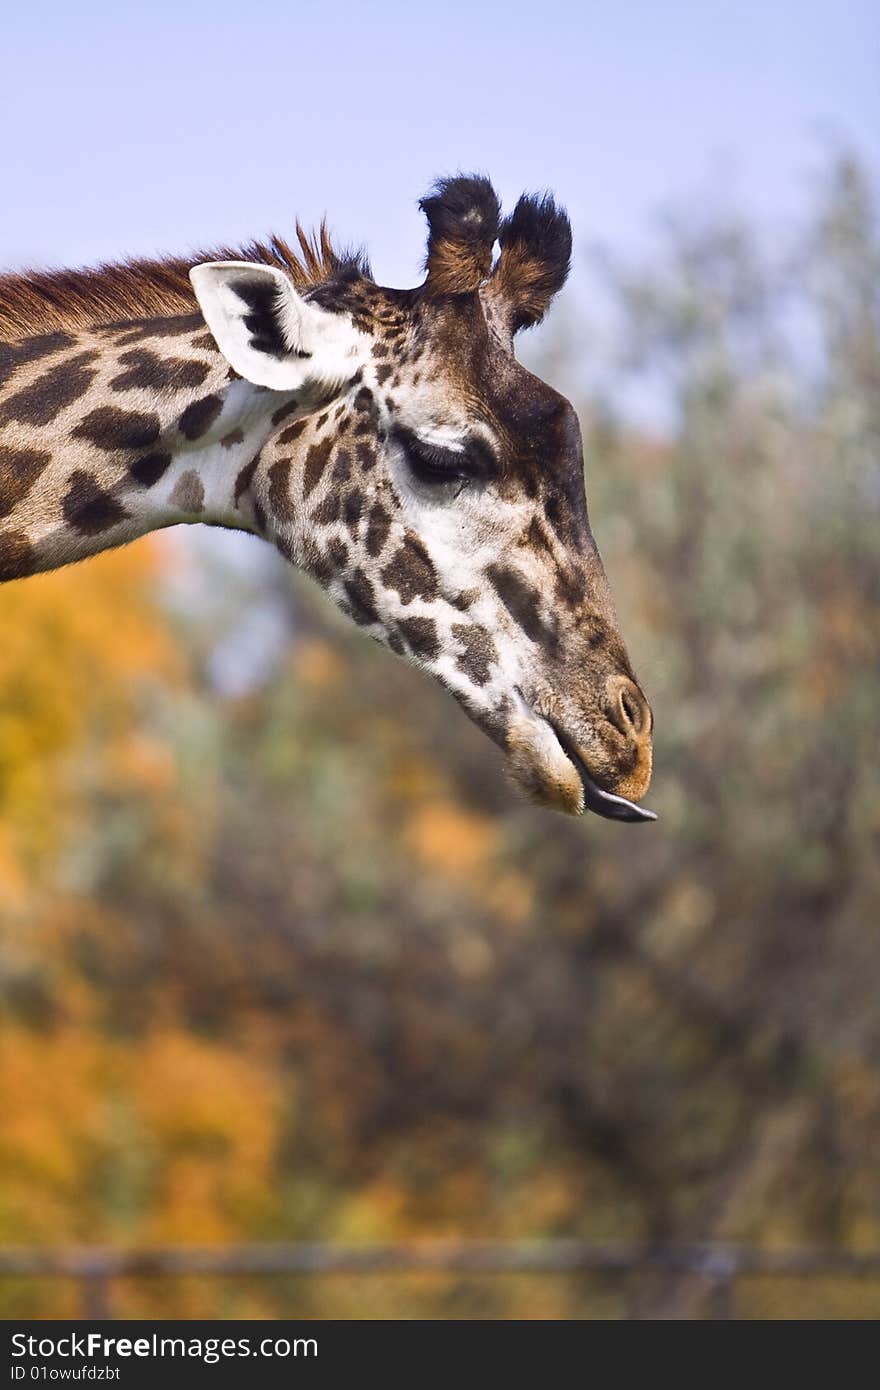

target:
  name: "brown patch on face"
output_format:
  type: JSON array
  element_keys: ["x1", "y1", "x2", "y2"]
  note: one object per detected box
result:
[
  {"x1": 353, "y1": 386, "x2": 374, "y2": 415},
  {"x1": 525, "y1": 514, "x2": 555, "y2": 556},
  {"x1": 220, "y1": 428, "x2": 244, "y2": 448},
  {"x1": 381, "y1": 530, "x2": 438, "y2": 604},
  {"x1": 0, "y1": 529, "x2": 36, "y2": 580},
  {"x1": 1, "y1": 350, "x2": 98, "y2": 425},
  {"x1": 191, "y1": 332, "x2": 216, "y2": 351},
  {"x1": 130, "y1": 452, "x2": 172, "y2": 487},
  {"x1": 398, "y1": 615, "x2": 440, "y2": 661},
  {"x1": 327, "y1": 536, "x2": 349, "y2": 570},
  {"x1": 169, "y1": 470, "x2": 205, "y2": 513},
  {"x1": 374, "y1": 363, "x2": 393, "y2": 386},
  {"x1": 72, "y1": 406, "x2": 161, "y2": 452},
  {"x1": 341, "y1": 487, "x2": 364, "y2": 533},
  {"x1": 451, "y1": 589, "x2": 478, "y2": 611},
  {"x1": 109, "y1": 349, "x2": 210, "y2": 392},
  {"x1": 268, "y1": 458, "x2": 295, "y2": 522},
  {"x1": 0, "y1": 445, "x2": 52, "y2": 518},
  {"x1": 343, "y1": 569, "x2": 379, "y2": 626},
  {"x1": 178, "y1": 394, "x2": 223, "y2": 440},
  {"x1": 486, "y1": 562, "x2": 558, "y2": 652},
  {"x1": 365, "y1": 501, "x2": 390, "y2": 557},
  {"x1": 62, "y1": 470, "x2": 129, "y2": 535},
  {"x1": 452, "y1": 623, "x2": 497, "y2": 687},
  {"x1": 355, "y1": 441, "x2": 376, "y2": 471},
  {"x1": 541, "y1": 487, "x2": 560, "y2": 521},
  {"x1": 302, "y1": 437, "x2": 333, "y2": 498},
  {"x1": 351, "y1": 386, "x2": 379, "y2": 440},
  {"x1": 555, "y1": 564, "x2": 586, "y2": 610},
  {"x1": 332, "y1": 448, "x2": 352, "y2": 484},
  {"x1": 234, "y1": 453, "x2": 260, "y2": 507},
  {"x1": 518, "y1": 471, "x2": 539, "y2": 501},
  {"x1": 310, "y1": 492, "x2": 340, "y2": 526}
]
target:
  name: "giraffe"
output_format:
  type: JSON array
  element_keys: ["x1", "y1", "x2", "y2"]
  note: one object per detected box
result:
[{"x1": 0, "y1": 174, "x2": 655, "y2": 822}]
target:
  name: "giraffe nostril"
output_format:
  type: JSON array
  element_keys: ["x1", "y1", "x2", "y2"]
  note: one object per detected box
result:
[
  {"x1": 606, "y1": 676, "x2": 649, "y2": 739},
  {"x1": 621, "y1": 688, "x2": 641, "y2": 730}
]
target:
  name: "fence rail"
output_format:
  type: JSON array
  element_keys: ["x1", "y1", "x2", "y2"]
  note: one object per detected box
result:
[{"x1": 3, "y1": 1242, "x2": 880, "y2": 1318}]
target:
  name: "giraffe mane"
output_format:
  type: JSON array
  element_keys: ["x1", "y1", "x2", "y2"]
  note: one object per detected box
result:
[{"x1": 0, "y1": 222, "x2": 371, "y2": 340}]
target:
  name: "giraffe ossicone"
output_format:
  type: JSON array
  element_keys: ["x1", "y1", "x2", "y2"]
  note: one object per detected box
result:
[{"x1": 0, "y1": 174, "x2": 655, "y2": 821}]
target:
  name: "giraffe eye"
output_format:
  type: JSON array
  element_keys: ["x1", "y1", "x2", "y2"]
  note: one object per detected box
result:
[{"x1": 395, "y1": 425, "x2": 493, "y2": 490}]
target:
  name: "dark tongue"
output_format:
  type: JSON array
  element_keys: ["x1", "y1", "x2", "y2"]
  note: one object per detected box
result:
[{"x1": 580, "y1": 771, "x2": 657, "y2": 823}]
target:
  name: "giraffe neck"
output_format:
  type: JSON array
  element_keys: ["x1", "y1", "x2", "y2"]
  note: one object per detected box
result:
[{"x1": 0, "y1": 313, "x2": 306, "y2": 580}]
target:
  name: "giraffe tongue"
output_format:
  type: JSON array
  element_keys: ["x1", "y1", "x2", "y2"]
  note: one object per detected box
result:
[
  {"x1": 579, "y1": 771, "x2": 658, "y2": 823},
  {"x1": 551, "y1": 722, "x2": 658, "y2": 824}
]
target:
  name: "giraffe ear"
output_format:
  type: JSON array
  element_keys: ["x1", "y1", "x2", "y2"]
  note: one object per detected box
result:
[
  {"x1": 189, "y1": 261, "x2": 363, "y2": 391},
  {"x1": 487, "y1": 194, "x2": 572, "y2": 332},
  {"x1": 420, "y1": 174, "x2": 501, "y2": 297}
]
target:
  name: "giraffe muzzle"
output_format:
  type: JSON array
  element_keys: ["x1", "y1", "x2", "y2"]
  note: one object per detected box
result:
[{"x1": 549, "y1": 720, "x2": 658, "y2": 824}]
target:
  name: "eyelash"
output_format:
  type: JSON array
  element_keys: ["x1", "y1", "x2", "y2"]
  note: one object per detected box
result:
[{"x1": 396, "y1": 428, "x2": 492, "y2": 492}]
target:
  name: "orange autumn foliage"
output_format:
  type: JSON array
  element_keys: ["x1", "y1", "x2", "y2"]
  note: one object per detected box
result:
[{"x1": 0, "y1": 539, "x2": 183, "y2": 873}]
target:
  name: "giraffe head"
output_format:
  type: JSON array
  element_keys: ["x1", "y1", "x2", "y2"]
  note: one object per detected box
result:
[{"x1": 191, "y1": 176, "x2": 655, "y2": 820}]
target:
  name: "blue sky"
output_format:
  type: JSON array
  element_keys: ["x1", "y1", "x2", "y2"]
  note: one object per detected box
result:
[
  {"x1": 2, "y1": 1, "x2": 874, "y2": 658},
  {"x1": 1, "y1": 0, "x2": 876, "y2": 288}
]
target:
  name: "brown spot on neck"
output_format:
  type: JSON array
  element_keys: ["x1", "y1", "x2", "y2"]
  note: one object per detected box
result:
[
  {"x1": 72, "y1": 406, "x2": 161, "y2": 451},
  {"x1": 169, "y1": 470, "x2": 205, "y2": 514},
  {"x1": 302, "y1": 437, "x2": 333, "y2": 499},
  {"x1": 178, "y1": 394, "x2": 223, "y2": 440},
  {"x1": 0, "y1": 331, "x2": 75, "y2": 388},
  {"x1": 1, "y1": 350, "x2": 99, "y2": 426},
  {"x1": 0, "y1": 445, "x2": 51, "y2": 518},
  {"x1": 62, "y1": 471, "x2": 130, "y2": 535},
  {"x1": 268, "y1": 457, "x2": 295, "y2": 522},
  {"x1": 234, "y1": 452, "x2": 261, "y2": 507},
  {"x1": 0, "y1": 529, "x2": 36, "y2": 580},
  {"x1": 109, "y1": 348, "x2": 210, "y2": 393}
]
